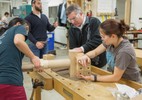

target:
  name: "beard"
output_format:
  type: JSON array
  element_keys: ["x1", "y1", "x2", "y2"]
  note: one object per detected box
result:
[{"x1": 35, "y1": 6, "x2": 42, "y2": 13}]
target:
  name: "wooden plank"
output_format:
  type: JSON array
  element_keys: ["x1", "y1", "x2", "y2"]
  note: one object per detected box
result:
[
  {"x1": 28, "y1": 71, "x2": 53, "y2": 90},
  {"x1": 131, "y1": 94, "x2": 142, "y2": 100},
  {"x1": 135, "y1": 49, "x2": 142, "y2": 60},
  {"x1": 135, "y1": 49, "x2": 142, "y2": 70},
  {"x1": 38, "y1": 72, "x2": 53, "y2": 90},
  {"x1": 44, "y1": 69, "x2": 115, "y2": 100},
  {"x1": 28, "y1": 67, "x2": 142, "y2": 100},
  {"x1": 91, "y1": 66, "x2": 142, "y2": 90},
  {"x1": 43, "y1": 54, "x2": 55, "y2": 60},
  {"x1": 54, "y1": 79, "x2": 85, "y2": 100}
]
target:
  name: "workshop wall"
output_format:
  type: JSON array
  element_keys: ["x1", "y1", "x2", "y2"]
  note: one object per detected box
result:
[{"x1": 131, "y1": 0, "x2": 142, "y2": 30}]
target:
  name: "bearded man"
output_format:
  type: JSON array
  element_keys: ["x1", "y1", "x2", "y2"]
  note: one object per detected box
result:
[{"x1": 25, "y1": 0, "x2": 58, "y2": 58}]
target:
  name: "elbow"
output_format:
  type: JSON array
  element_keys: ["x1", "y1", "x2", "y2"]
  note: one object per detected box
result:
[
  {"x1": 14, "y1": 38, "x2": 21, "y2": 46},
  {"x1": 113, "y1": 78, "x2": 121, "y2": 82},
  {"x1": 14, "y1": 34, "x2": 25, "y2": 46},
  {"x1": 112, "y1": 75, "x2": 122, "y2": 82}
]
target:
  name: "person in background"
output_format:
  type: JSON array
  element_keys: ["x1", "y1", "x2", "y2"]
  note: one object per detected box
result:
[
  {"x1": 0, "y1": 17, "x2": 42, "y2": 100},
  {"x1": 78, "y1": 19, "x2": 142, "y2": 83},
  {"x1": 1, "y1": 12, "x2": 9, "y2": 26},
  {"x1": 57, "y1": 0, "x2": 67, "y2": 26},
  {"x1": 66, "y1": 4, "x2": 106, "y2": 68},
  {"x1": 86, "y1": 10, "x2": 92, "y2": 17},
  {"x1": 0, "y1": 17, "x2": 3, "y2": 29},
  {"x1": 25, "y1": 0, "x2": 58, "y2": 58}
]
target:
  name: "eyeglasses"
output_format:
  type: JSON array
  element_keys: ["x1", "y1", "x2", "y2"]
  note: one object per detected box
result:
[{"x1": 67, "y1": 14, "x2": 80, "y2": 22}]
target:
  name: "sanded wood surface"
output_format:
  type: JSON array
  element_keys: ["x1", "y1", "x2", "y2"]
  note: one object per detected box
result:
[
  {"x1": 22, "y1": 49, "x2": 142, "y2": 72},
  {"x1": 91, "y1": 66, "x2": 142, "y2": 90},
  {"x1": 44, "y1": 69, "x2": 115, "y2": 100},
  {"x1": 40, "y1": 59, "x2": 70, "y2": 68},
  {"x1": 135, "y1": 49, "x2": 142, "y2": 70},
  {"x1": 76, "y1": 53, "x2": 91, "y2": 77},
  {"x1": 27, "y1": 66, "x2": 142, "y2": 100},
  {"x1": 135, "y1": 49, "x2": 142, "y2": 59},
  {"x1": 69, "y1": 50, "x2": 83, "y2": 77}
]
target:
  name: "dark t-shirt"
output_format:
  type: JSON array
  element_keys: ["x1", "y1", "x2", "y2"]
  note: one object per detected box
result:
[
  {"x1": 103, "y1": 39, "x2": 141, "y2": 83},
  {"x1": 0, "y1": 25, "x2": 27, "y2": 86}
]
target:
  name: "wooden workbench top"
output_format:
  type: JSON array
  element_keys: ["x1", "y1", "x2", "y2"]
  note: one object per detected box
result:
[
  {"x1": 43, "y1": 68, "x2": 115, "y2": 100},
  {"x1": 135, "y1": 49, "x2": 142, "y2": 59},
  {"x1": 127, "y1": 30, "x2": 142, "y2": 34}
]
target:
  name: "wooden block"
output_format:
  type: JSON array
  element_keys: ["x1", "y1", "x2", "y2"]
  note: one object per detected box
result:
[
  {"x1": 69, "y1": 49, "x2": 83, "y2": 77},
  {"x1": 38, "y1": 72, "x2": 53, "y2": 90},
  {"x1": 43, "y1": 54, "x2": 55, "y2": 60},
  {"x1": 131, "y1": 94, "x2": 142, "y2": 100},
  {"x1": 76, "y1": 53, "x2": 91, "y2": 78},
  {"x1": 69, "y1": 50, "x2": 80, "y2": 77}
]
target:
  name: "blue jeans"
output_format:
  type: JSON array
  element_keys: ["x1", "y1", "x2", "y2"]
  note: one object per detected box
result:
[{"x1": 27, "y1": 40, "x2": 48, "y2": 58}]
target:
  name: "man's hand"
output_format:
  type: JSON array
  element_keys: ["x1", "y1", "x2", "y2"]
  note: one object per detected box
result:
[
  {"x1": 36, "y1": 41, "x2": 45, "y2": 49},
  {"x1": 53, "y1": 21, "x2": 58, "y2": 27},
  {"x1": 73, "y1": 47, "x2": 83, "y2": 53}
]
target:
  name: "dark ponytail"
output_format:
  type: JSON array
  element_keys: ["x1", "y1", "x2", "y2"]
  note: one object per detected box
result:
[
  {"x1": 0, "y1": 27, "x2": 8, "y2": 36},
  {"x1": 119, "y1": 20, "x2": 129, "y2": 34}
]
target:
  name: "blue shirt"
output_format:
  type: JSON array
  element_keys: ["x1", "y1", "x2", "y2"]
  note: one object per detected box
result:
[{"x1": 0, "y1": 25, "x2": 27, "y2": 86}]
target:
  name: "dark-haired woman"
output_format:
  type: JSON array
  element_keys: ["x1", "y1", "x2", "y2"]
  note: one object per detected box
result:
[
  {"x1": 0, "y1": 18, "x2": 42, "y2": 100},
  {"x1": 78, "y1": 19, "x2": 142, "y2": 83}
]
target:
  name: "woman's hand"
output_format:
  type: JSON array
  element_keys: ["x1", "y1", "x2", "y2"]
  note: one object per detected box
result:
[
  {"x1": 78, "y1": 54, "x2": 91, "y2": 67},
  {"x1": 79, "y1": 75, "x2": 94, "y2": 81}
]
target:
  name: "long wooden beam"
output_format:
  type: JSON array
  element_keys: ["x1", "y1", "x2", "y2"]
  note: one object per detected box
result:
[
  {"x1": 28, "y1": 66, "x2": 142, "y2": 100},
  {"x1": 91, "y1": 66, "x2": 142, "y2": 90}
]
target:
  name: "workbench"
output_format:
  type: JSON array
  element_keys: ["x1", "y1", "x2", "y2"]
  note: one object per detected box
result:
[
  {"x1": 23, "y1": 63, "x2": 142, "y2": 100},
  {"x1": 22, "y1": 48, "x2": 142, "y2": 100},
  {"x1": 135, "y1": 49, "x2": 142, "y2": 70}
]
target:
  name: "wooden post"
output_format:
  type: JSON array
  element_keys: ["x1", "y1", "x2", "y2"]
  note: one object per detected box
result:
[
  {"x1": 34, "y1": 86, "x2": 41, "y2": 100},
  {"x1": 125, "y1": 0, "x2": 131, "y2": 25},
  {"x1": 40, "y1": 59, "x2": 70, "y2": 68},
  {"x1": 68, "y1": 50, "x2": 91, "y2": 78},
  {"x1": 69, "y1": 50, "x2": 81, "y2": 77}
]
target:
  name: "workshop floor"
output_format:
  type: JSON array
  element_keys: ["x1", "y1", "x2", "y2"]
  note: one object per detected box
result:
[{"x1": 23, "y1": 43, "x2": 68, "y2": 100}]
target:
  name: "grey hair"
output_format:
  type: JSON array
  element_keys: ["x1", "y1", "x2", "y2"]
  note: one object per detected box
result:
[{"x1": 66, "y1": 4, "x2": 82, "y2": 15}]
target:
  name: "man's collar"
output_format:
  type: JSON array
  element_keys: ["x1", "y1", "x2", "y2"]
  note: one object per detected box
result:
[
  {"x1": 31, "y1": 12, "x2": 41, "y2": 18},
  {"x1": 78, "y1": 16, "x2": 86, "y2": 29}
]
